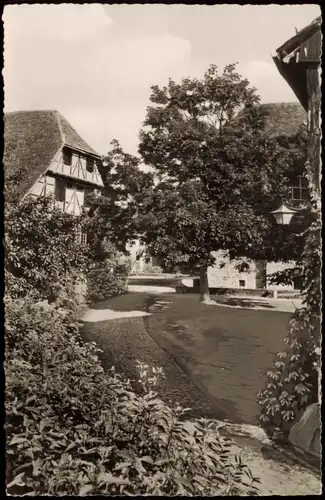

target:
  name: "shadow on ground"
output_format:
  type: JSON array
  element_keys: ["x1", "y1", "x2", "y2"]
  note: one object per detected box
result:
[{"x1": 214, "y1": 296, "x2": 275, "y2": 309}]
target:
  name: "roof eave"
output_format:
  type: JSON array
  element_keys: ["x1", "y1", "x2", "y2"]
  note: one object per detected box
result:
[
  {"x1": 63, "y1": 143, "x2": 101, "y2": 160},
  {"x1": 275, "y1": 16, "x2": 322, "y2": 58},
  {"x1": 272, "y1": 55, "x2": 309, "y2": 111}
]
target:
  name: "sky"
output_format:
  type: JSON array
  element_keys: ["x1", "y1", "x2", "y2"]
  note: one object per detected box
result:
[{"x1": 3, "y1": 3, "x2": 321, "y2": 156}]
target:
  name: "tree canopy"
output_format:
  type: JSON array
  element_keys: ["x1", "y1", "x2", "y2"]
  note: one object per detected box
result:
[{"x1": 136, "y1": 64, "x2": 307, "y2": 301}]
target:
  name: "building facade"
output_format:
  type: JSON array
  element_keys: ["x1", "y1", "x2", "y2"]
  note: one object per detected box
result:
[{"x1": 5, "y1": 110, "x2": 103, "y2": 225}]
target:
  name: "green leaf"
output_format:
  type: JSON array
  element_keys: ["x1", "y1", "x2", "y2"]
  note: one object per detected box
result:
[
  {"x1": 97, "y1": 472, "x2": 131, "y2": 486},
  {"x1": 39, "y1": 419, "x2": 49, "y2": 432},
  {"x1": 9, "y1": 436, "x2": 28, "y2": 446},
  {"x1": 114, "y1": 461, "x2": 132, "y2": 471},
  {"x1": 79, "y1": 484, "x2": 94, "y2": 496},
  {"x1": 32, "y1": 458, "x2": 42, "y2": 477},
  {"x1": 140, "y1": 455, "x2": 154, "y2": 464},
  {"x1": 7, "y1": 472, "x2": 26, "y2": 489},
  {"x1": 116, "y1": 450, "x2": 133, "y2": 461}
]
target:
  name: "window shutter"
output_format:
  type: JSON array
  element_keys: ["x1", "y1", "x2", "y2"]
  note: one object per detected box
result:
[
  {"x1": 75, "y1": 190, "x2": 85, "y2": 216},
  {"x1": 65, "y1": 188, "x2": 75, "y2": 214}
]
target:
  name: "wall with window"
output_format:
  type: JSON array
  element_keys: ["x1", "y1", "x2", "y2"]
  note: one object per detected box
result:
[
  {"x1": 50, "y1": 147, "x2": 103, "y2": 187},
  {"x1": 207, "y1": 255, "x2": 297, "y2": 291},
  {"x1": 30, "y1": 173, "x2": 100, "y2": 216},
  {"x1": 207, "y1": 251, "x2": 257, "y2": 289}
]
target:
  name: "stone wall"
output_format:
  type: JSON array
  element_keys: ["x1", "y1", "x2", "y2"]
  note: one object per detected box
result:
[
  {"x1": 207, "y1": 251, "x2": 257, "y2": 290},
  {"x1": 207, "y1": 252, "x2": 297, "y2": 291}
]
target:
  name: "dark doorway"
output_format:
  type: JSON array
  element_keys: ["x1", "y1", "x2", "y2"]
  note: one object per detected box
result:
[{"x1": 255, "y1": 260, "x2": 267, "y2": 289}]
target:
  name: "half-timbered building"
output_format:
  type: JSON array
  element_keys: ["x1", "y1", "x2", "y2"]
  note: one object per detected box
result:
[{"x1": 4, "y1": 110, "x2": 103, "y2": 218}]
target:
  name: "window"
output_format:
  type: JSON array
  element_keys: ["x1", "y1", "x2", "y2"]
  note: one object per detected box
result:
[
  {"x1": 239, "y1": 280, "x2": 246, "y2": 288},
  {"x1": 55, "y1": 179, "x2": 65, "y2": 202},
  {"x1": 63, "y1": 149, "x2": 72, "y2": 166},
  {"x1": 75, "y1": 232, "x2": 87, "y2": 245},
  {"x1": 290, "y1": 176, "x2": 309, "y2": 202},
  {"x1": 86, "y1": 158, "x2": 94, "y2": 173}
]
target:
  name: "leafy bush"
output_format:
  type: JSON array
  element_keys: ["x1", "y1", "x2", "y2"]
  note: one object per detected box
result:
[
  {"x1": 257, "y1": 219, "x2": 321, "y2": 439},
  {"x1": 6, "y1": 296, "x2": 259, "y2": 496},
  {"x1": 5, "y1": 196, "x2": 88, "y2": 302},
  {"x1": 87, "y1": 257, "x2": 130, "y2": 304}
]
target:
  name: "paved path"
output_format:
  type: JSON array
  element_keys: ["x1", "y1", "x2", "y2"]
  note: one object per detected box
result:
[
  {"x1": 128, "y1": 284, "x2": 175, "y2": 293},
  {"x1": 83, "y1": 308, "x2": 150, "y2": 322},
  {"x1": 218, "y1": 422, "x2": 320, "y2": 495}
]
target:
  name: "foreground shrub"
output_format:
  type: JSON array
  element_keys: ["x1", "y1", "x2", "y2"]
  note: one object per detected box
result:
[
  {"x1": 257, "y1": 219, "x2": 321, "y2": 439},
  {"x1": 6, "y1": 296, "x2": 259, "y2": 496},
  {"x1": 87, "y1": 257, "x2": 130, "y2": 303}
]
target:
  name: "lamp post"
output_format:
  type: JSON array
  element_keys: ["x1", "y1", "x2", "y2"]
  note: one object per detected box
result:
[
  {"x1": 270, "y1": 203, "x2": 298, "y2": 226},
  {"x1": 270, "y1": 202, "x2": 305, "y2": 298}
]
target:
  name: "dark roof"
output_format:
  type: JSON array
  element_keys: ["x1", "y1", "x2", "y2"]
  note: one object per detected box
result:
[
  {"x1": 259, "y1": 102, "x2": 307, "y2": 137},
  {"x1": 275, "y1": 16, "x2": 321, "y2": 60},
  {"x1": 233, "y1": 102, "x2": 306, "y2": 138},
  {"x1": 4, "y1": 110, "x2": 100, "y2": 199},
  {"x1": 57, "y1": 113, "x2": 99, "y2": 156},
  {"x1": 272, "y1": 16, "x2": 322, "y2": 110}
]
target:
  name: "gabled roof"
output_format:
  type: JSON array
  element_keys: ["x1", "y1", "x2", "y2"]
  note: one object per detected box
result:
[
  {"x1": 275, "y1": 16, "x2": 321, "y2": 61},
  {"x1": 233, "y1": 102, "x2": 306, "y2": 138},
  {"x1": 272, "y1": 16, "x2": 322, "y2": 110},
  {"x1": 258, "y1": 102, "x2": 306, "y2": 137},
  {"x1": 57, "y1": 113, "x2": 99, "y2": 157},
  {"x1": 4, "y1": 110, "x2": 101, "y2": 199}
]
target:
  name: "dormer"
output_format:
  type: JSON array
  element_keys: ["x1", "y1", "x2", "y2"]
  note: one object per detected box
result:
[{"x1": 50, "y1": 146, "x2": 104, "y2": 188}]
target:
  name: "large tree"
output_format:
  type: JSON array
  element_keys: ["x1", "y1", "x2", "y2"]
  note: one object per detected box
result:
[
  {"x1": 83, "y1": 139, "x2": 153, "y2": 262},
  {"x1": 138, "y1": 64, "x2": 307, "y2": 302}
]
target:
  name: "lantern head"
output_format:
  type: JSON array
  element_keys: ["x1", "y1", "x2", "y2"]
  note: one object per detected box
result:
[{"x1": 271, "y1": 203, "x2": 297, "y2": 225}]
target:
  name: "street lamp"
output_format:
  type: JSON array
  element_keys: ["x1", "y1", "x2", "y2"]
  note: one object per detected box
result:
[{"x1": 270, "y1": 203, "x2": 298, "y2": 225}]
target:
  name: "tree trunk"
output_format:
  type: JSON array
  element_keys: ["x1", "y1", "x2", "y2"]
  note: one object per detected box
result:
[{"x1": 199, "y1": 264, "x2": 213, "y2": 304}]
